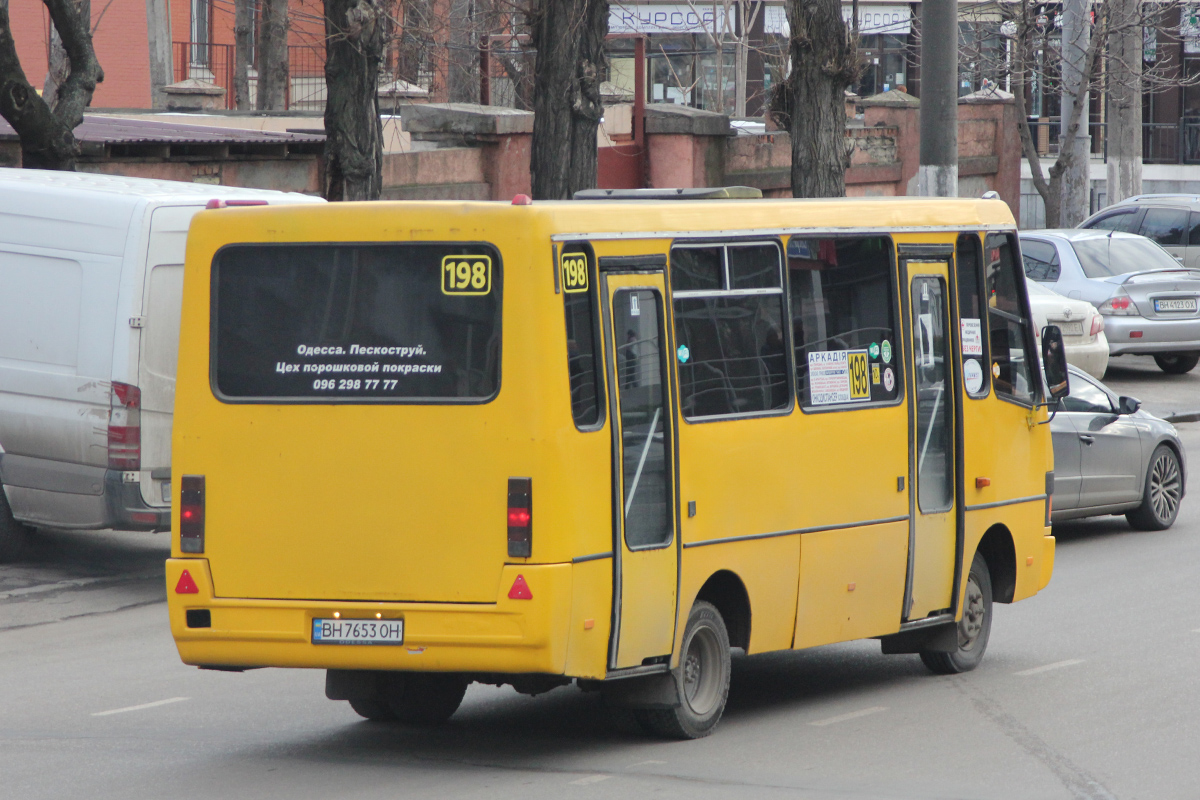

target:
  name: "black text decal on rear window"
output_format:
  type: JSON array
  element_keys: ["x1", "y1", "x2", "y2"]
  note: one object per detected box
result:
[{"x1": 212, "y1": 243, "x2": 502, "y2": 403}]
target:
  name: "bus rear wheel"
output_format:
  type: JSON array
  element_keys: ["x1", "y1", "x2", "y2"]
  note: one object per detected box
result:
[
  {"x1": 384, "y1": 673, "x2": 469, "y2": 725},
  {"x1": 920, "y1": 552, "x2": 993, "y2": 675},
  {"x1": 634, "y1": 601, "x2": 731, "y2": 740},
  {"x1": 348, "y1": 698, "x2": 396, "y2": 721}
]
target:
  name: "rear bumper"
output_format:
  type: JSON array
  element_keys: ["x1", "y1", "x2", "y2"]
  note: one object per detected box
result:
[
  {"x1": 0, "y1": 452, "x2": 168, "y2": 531},
  {"x1": 1064, "y1": 338, "x2": 1109, "y2": 378},
  {"x1": 1104, "y1": 316, "x2": 1200, "y2": 355},
  {"x1": 166, "y1": 558, "x2": 581, "y2": 676}
]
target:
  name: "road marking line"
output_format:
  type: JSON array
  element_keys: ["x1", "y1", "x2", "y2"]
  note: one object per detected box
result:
[
  {"x1": 92, "y1": 697, "x2": 190, "y2": 717},
  {"x1": 809, "y1": 706, "x2": 887, "y2": 727},
  {"x1": 630, "y1": 760, "x2": 666, "y2": 767},
  {"x1": 570, "y1": 775, "x2": 612, "y2": 785},
  {"x1": 1014, "y1": 659, "x2": 1084, "y2": 677},
  {"x1": 0, "y1": 572, "x2": 162, "y2": 600}
]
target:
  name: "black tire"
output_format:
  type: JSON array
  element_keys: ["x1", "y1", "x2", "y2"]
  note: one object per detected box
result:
[
  {"x1": 920, "y1": 552, "x2": 993, "y2": 675},
  {"x1": 634, "y1": 601, "x2": 731, "y2": 740},
  {"x1": 1127, "y1": 445, "x2": 1184, "y2": 531},
  {"x1": 348, "y1": 698, "x2": 396, "y2": 721},
  {"x1": 0, "y1": 488, "x2": 30, "y2": 564},
  {"x1": 384, "y1": 673, "x2": 469, "y2": 725},
  {"x1": 1154, "y1": 353, "x2": 1200, "y2": 374}
]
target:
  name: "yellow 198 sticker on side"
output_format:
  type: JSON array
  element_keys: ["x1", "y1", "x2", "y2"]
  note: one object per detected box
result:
[
  {"x1": 442, "y1": 255, "x2": 492, "y2": 295},
  {"x1": 561, "y1": 252, "x2": 589, "y2": 293},
  {"x1": 848, "y1": 350, "x2": 870, "y2": 400}
]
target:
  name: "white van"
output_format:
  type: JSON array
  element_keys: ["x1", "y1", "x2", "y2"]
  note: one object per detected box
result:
[{"x1": 0, "y1": 169, "x2": 324, "y2": 558}]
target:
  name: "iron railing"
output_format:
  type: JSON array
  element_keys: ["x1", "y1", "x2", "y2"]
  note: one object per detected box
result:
[{"x1": 172, "y1": 42, "x2": 329, "y2": 111}]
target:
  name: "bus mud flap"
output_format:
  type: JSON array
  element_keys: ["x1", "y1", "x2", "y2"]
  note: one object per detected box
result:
[
  {"x1": 878, "y1": 622, "x2": 957, "y2": 655},
  {"x1": 600, "y1": 671, "x2": 682, "y2": 710}
]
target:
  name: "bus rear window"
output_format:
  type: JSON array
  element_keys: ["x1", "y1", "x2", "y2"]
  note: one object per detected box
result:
[{"x1": 212, "y1": 243, "x2": 502, "y2": 402}]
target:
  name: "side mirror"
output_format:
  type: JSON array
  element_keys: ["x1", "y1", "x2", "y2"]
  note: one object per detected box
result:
[
  {"x1": 1041, "y1": 325, "x2": 1070, "y2": 399},
  {"x1": 1118, "y1": 395, "x2": 1142, "y2": 415}
]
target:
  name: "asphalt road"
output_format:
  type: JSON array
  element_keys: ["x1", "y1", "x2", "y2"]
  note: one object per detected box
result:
[{"x1": 3, "y1": 384, "x2": 1199, "y2": 799}]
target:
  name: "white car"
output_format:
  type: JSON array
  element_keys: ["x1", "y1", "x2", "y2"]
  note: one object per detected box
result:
[{"x1": 1027, "y1": 278, "x2": 1109, "y2": 378}]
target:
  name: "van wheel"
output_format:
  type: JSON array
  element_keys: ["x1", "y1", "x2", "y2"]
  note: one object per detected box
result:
[
  {"x1": 1154, "y1": 353, "x2": 1200, "y2": 374},
  {"x1": 920, "y1": 552, "x2": 993, "y2": 675},
  {"x1": 348, "y1": 698, "x2": 396, "y2": 721},
  {"x1": 0, "y1": 489, "x2": 30, "y2": 563},
  {"x1": 385, "y1": 673, "x2": 469, "y2": 725},
  {"x1": 1127, "y1": 445, "x2": 1183, "y2": 531},
  {"x1": 634, "y1": 601, "x2": 731, "y2": 740}
]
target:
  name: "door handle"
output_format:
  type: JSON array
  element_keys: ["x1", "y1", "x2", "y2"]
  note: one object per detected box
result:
[{"x1": 1079, "y1": 434, "x2": 1095, "y2": 445}]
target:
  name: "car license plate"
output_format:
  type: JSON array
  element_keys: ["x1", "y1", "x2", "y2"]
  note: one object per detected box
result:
[
  {"x1": 1053, "y1": 321, "x2": 1084, "y2": 336},
  {"x1": 1154, "y1": 298, "x2": 1198, "y2": 312},
  {"x1": 312, "y1": 618, "x2": 404, "y2": 645},
  {"x1": 161, "y1": 480, "x2": 171, "y2": 503}
]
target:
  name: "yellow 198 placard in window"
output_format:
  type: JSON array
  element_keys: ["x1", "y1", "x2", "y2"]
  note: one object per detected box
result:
[
  {"x1": 442, "y1": 255, "x2": 492, "y2": 295},
  {"x1": 561, "y1": 253, "x2": 589, "y2": 293}
]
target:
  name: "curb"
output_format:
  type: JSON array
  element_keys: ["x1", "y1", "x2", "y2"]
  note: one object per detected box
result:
[{"x1": 1163, "y1": 410, "x2": 1200, "y2": 424}]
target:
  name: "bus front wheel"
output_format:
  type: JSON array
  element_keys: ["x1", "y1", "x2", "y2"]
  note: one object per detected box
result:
[
  {"x1": 634, "y1": 601, "x2": 731, "y2": 740},
  {"x1": 920, "y1": 552, "x2": 993, "y2": 675}
]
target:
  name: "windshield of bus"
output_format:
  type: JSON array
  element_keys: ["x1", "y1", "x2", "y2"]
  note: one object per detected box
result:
[{"x1": 212, "y1": 243, "x2": 502, "y2": 402}]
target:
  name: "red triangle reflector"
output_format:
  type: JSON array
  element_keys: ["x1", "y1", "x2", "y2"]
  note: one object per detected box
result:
[
  {"x1": 175, "y1": 570, "x2": 199, "y2": 594},
  {"x1": 507, "y1": 574, "x2": 532, "y2": 600}
]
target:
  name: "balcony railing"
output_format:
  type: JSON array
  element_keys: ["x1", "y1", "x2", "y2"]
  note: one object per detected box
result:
[{"x1": 172, "y1": 42, "x2": 328, "y2": 111}]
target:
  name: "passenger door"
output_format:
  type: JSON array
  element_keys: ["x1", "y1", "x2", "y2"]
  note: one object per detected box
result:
[
  {"x1": 904, "y1": 261, "x2": 957, "y2": 620},
  {"x1": 602, "y1": 271, "x2": 679, "y2": 670},
  {"x1": 1048, "y1": 412, "x2": 1083, "y2": 512},
  {"x1": 1062, "y1": 372, "x2": 1144, "y2": 508},
  {"x1": 1137, "y1": 207, "x2": 1190, "y2": 264}
]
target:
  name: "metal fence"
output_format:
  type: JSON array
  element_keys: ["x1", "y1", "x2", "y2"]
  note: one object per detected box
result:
[{"x1": 172, "y1": 42, "x2": 328, "y2": 111}]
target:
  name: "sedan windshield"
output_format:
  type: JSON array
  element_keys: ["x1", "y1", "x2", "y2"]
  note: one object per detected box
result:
[{"x1": 1071, "y1": 236, "x2": 1181, "y2": 278}]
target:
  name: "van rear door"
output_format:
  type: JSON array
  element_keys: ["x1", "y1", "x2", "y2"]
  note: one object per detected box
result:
[{"x1": 137, "y1": 206, "x2": 197, "y2": 508}]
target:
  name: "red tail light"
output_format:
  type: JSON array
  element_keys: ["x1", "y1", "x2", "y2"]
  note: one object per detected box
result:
[
  {"x1": 108, "y1": 382, "x2": 141, "y2": 470},
  {"x1": 507, "y1": 477, "x2": 532, "y2": 558},
  {"x1": 1089, "y1": 313, "x2": 1104, "y2": 337},
  {"x1": 179, "y1": 475, "x2": 205, "y2": 554}
]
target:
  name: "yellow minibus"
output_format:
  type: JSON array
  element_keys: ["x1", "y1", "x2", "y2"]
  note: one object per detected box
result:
[{"x1": 167, "y1": 191, "x2": 1067, "y2": 739}]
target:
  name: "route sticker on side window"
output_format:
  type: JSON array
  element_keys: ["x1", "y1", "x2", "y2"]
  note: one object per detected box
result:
[
  {"x1": 442, "y1": 255, "x2": 492, "y2": 296},
  {"x1": 561, "y1": 252, "x2": 589, "y2": 293},
  {"x1": 808, "y1": 350, "x2": 872, "y2": 406}
]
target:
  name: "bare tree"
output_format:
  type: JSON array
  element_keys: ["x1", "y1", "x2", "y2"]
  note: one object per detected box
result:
[
  {"x1": 234, "y1": 0, "x2": 254, "y2": 110},
  {"x1": 323, "y1": 0, "x2": 386, "y2": 200},
  {"x1": 0, "y1": 0, "x2": 103, "y2": 170},
  {"x1": 527, "y1": 0, "x2": 609, "y2": 199},
  {"x1": 781, "y1": 0, "x2": 860, "y2": 197},
  {"x1": 1107, "y1": 0, "x2": 1143, "y2": 204},
  {"x1": 258, "y1": 0, "x2": 289, "y2": 111}
]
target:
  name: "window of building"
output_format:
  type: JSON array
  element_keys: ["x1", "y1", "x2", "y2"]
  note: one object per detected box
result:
[
  {"x1": 671, "y1": 242, "x2": 790, "y2": 419},
  {"x1": 985, "y1": 234, "x2": 1037, "y2": 405},
  {"x1": 561, "y1": 245, "x2": 605, "y2": 429},
  {"x1": 790, "y1": 236, "x2": 901, "y2": 409},
  {"x1": 191, "y1": 0, "x2": 212, "y2": 67}
]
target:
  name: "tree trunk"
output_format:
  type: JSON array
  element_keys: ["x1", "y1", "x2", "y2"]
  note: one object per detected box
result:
[
  {"x1": 257, "y1": 0, "x2": 289, "y2": 111},
  {"x1": 145, "y1": 0, "x2": 172, "y2": 109},
  {"x1": 42, "y1": 0, "x2": 88, "y2": 106},
  {"x1": 1106, "y1": 0, "x2": 1143, "y2": 205},
  {"x1": 1059, "y1": 0, "x2": 1092, "y2": 226},
  {"x1": 785, "y1": 0, "x2": 856, "y2": 197},
  {"x1": 323, "y1": 0, "x2": 385, "y2": 201},
  {"x1": 528, "y1": 0, "x2": 609, "y2": 200},
  {"x1": 0, "y1": 0, "x2": 103, "y2": 170},
  {"x1": 233, "y1": 0, "x2": 253, "y2": 110}
]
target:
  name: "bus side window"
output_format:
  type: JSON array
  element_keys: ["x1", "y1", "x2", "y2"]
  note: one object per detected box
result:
[
  {"x1": 790, "y1": 236, "x2": 901, "y2": 409},
  {"x1": 956, "y1": 233, "x2": 990, "y2": 399},
  {"x1": 562, "y1": 246, "x2": 605, "y2": 429},
  {"x1": 670, "y1": 242, "x2": 790, "y2": 419},
  {"x1": 984, "y1": 233, "x2": 1036, "y2": 405}
]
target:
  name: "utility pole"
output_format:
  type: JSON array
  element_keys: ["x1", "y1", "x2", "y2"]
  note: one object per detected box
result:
[
  {"x1": 1107, "y1": 0, "x2": 1142, "y2": 205},
  {"x1": 145, "y1": 0, "x2": 173, "y2": 109},
  {"x1": 1060, "y1": 0, "x2": 1092, "y2": 224},
  {"x1": 918, "y1": 0, "x2": 958, "y2": 196}
]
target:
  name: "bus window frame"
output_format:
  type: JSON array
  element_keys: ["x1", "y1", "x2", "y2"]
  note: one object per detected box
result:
[
  {"x1": 668, "y1": 236, "x2": 795, "y2": 424},
  {"x1": 207, "y1": 240, "x2": 504, "y2": 406},
  {"x1": 983, "y1": 232, "x2": 1042, "y2": 410},
  {"x1": 790, "y1": 234, "x2": 907, "y2": 416},
  {"x1": 955, "y1": 232, "x2": 992, "y2": 400},
  {"x1": 560, "y1": 240, "x2": 608, "y2": 432}
]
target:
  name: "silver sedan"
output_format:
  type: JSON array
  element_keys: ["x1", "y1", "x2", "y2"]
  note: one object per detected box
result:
[
  {"x1": 1051, "y1": 366, "x2": 1186, "y2": 529},
  {"x1": 1019, "y1": 229, "x2": 1200, "y2": 373}
]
